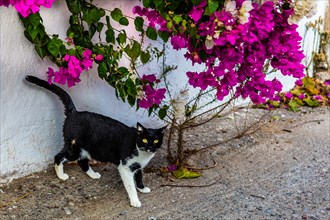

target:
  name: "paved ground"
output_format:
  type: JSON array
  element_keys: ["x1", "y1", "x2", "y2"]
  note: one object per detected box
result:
[{"x1": 0, "y1": 107, "x2": 329, "y2": 220}]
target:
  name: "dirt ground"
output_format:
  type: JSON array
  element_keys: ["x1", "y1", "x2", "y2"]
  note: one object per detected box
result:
[{"x1": 0, "y1": 107, "x2": 329, "y2": 220}]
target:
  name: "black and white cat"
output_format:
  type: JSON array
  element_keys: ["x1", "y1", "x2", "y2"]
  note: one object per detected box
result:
[{"x1": 25, "y1": 75, "x2": 166, "y2": 207}]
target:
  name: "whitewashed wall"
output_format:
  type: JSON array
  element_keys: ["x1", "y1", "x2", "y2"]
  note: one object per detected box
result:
[{"x1": 0, "y1": 0, "x2": 327, "y2": 182}]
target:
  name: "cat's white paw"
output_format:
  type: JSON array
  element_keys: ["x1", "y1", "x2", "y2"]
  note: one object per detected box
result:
[
  {"x1": 86, "y1": 169, "x2": 101, "y2": 179},
  {"x1": 58, "y1": 173, "x2": 69, "y2": 181},
  {"x1": 130, "y1": 199, "x2": 142, "y2": 208},
  {"x1": 137, "y1": 187, "x2": 151, "y2": 193}
]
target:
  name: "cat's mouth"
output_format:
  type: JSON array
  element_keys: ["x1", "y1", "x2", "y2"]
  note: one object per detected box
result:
[{"x1": 138, "y1": 147, "x2": 153, "y2": 153}]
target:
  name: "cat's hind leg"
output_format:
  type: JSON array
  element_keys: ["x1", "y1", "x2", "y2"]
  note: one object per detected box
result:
[
  {"x1": 77, "y1": 158, "x2": 101, "y2": 179},
  {"x1": 134, "y1": 170, "x2": 151, "y2": 193},
  {"x1": 54, "y1": 152, "x2": 70, "y2": 181}
]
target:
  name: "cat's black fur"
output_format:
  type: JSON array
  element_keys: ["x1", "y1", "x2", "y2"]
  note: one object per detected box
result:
[{"x1": 25, "y1": 75, "x2": 166, "y2": 207}]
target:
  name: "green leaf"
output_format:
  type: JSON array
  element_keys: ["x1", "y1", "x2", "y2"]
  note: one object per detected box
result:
[
  {"x1": 47, "y1": 38, "x2": 63, "y2": 57},
  {"x1": 116, "y1": 32, "x2": 127, "y2": 45},
  {"x1": 117, "y1": 67, "x2": 129, "y2": 75},
  {"x1": 110, "y1": 8, "x2": 123, "y2": 22},
  {"x1": 142, "y1": 0, "x2": 150, "y2": 7},
  {"x1": 106, "y1": 15, "x2": 112, "y2": 28},
  {"x1": 167, "y1": 21, "x2": 173, "y2": 30},
  {"x1": 83, "y1": 8, "x2": 102, "y2": 25},
  {"x1": 67, "y1": 49, "x2": 77, "y2": 56},
  {"x1": 134, "y1": 17, "x2": 144, "y2": 32},
  {"x1": 105, "y1": 28, "x2": 115, "y2": 44},
  {"x1": 172, "y1": 167, "x2": 201, "y2": 179},
  {"x1": 59, "y1": 45, "x2": 67, "y2": 56},
  {"x1": 158, "y1": 108, "x2": 167, "y2": 120},
  {"x1": 125, "y1": 40, "x2": 141, "y2": 61},
  {"x1": 28, "y1": 13, "x2": 41, "y2": 29},
  {"x1": 98, "y1": 62, "x2": 108, "y2": 79},
  {"x1": 205, "y1": 0, "x2": 219, "y2": 15},
  {"x1": 125, "y1": 78, "x2": 136, "y2": 96},
  {"x1": 34, "y1": 45, "x2": 47, "y2": 59},
  {"x1": 304, "y1": 98, "x2": 320, "y2": 107},
  {"x1": 288, "y1": 100, "x2": 300, "y2": 112},
  {"x1": 28, "y1": 27, "x2": 39, "y2": 40},
  {"x1": 192, "y1": 0, "x2": 203, "y2": 6},
  {"x1": 148, "y1": 106, "x2": 154, "y2": 116},
  {"x1": 158, "y1": 31, "x2": 170, "y2": 42},
  {"x1": 127, "y1": 95, "x2": 136, "y2": 106},
  {"x1": 146, "y1": 27, "x2": 157, "y2": 40},
  {"x1": 119, "y1": 17, "x2": 129, "y2": 26},
  {"x1": 153, "y1": 0, "x2": 162, "y2": 7},
  {"x1": 118, "y1": 85, "x2": 127, "y2": 102},
  {"x1": 302, "y1": 77, "x2": 319, "y2": 95},
  {"x1": 269, "y1": 100, "x2": 280, "y2": 108},
  {"x1": 97, "y1": 22, "x2": 104, "y2": 32},
  {"x1": 140, "y1": 51, "x2": 151, "y2": 64},
  {"x1": 89, "y1": 23, "x2": 97, "y2": 38},
  {"x1": 69, "y1": 14, "x2": 80, "y2": 25},
  {"x1": 65, "y1": 0, "x2": 82, "y2": 14},
  {"x1": 173, "y1": 15, "x2": 182, "y2": 24}
]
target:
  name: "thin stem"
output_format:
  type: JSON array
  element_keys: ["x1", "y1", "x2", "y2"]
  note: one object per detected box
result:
[{"x1": 184, "y1": 96, "x2": 234, "y2": 125}]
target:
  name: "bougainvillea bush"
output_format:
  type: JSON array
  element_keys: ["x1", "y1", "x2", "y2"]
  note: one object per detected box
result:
[
  {"x1": 134, "y1": 0, "x2": 306, "y2": 105},
  {"x1": 1, "y1": 0, "x2": 308, "y2": 117}
]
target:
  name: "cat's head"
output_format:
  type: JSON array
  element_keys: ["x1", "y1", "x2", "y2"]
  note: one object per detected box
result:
[{"x1": 136, "y1": 122, "x2": 166, "y2": 153}]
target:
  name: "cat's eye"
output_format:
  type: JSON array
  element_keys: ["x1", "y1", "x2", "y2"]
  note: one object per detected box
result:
[
  {"x1": 153, "y1": 140, "x2": 159, "y2": 144},
  {"x1": 142, "y1": 139, "x2": 148, "y2": 143}
]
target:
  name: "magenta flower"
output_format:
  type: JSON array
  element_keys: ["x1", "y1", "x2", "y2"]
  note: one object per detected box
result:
[
  {"x1": 1, "y1": 0, "x2": 56, "y2": 17},
  {"x1": 295, "y1": 79, "x2": 303, "y2": 86},
  {"x1": 188, "y1": 6, "x2": 204, "y2": 23},
  {"x1": 0, "y1": 0, "x2": 14, "y2": 7},
  {"x1": 141, "y1": 74, "x2": 157, "y2": 83},
  {"x1": 48, "y1": 49, "x2": 95, "y2": 88},
  {"x1": 313, "y1": 95, "x2": 322, "y2": 101},
  {"x1": 285, "y1": 92, "x2": 293, "y2": 99},
  {"x1": 94, "y1": 54, "x2": 103, "y2": 61},
  {"x1": 298, "y1": 93, "x2": 305, "y2": 100},
  {"x1": 324, "y1": 80, "x2": 330, "y2": 86},
  {"x1": 82, "y1": 49, "x2": 92, "y2": 58},
  {"x1": 81, "y1": 57, "x2": 93, "y2": 70},
  {"x1": 167, "y1": 164, "x2": 177, "y2": 172},
  {"x1": 138, "y1": 85, "x2": 166, "y2": 109},
  {"x1": 47, "y1": 67, "x2": 55, "y2": 85},
  {"x1": 170, "y1": 36, "x2": 186, "y2": 50}
]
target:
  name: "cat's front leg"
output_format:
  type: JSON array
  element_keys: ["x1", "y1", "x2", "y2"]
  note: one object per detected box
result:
[
  {"x1": 134, "y1": 170, "x2": 151, "y2": 193},
  {"x1": 118, "y1": 164, "x2": 141, "y2": 207}
]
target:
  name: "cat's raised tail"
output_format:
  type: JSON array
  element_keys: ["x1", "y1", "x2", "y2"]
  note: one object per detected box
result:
[{"x1": 25, "y1": 75, "x2": 76, "y2": 116}]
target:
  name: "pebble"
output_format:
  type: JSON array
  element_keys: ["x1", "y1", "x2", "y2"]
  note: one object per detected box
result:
[
  {"x1": 63, "y1": 207, "x2": 72, "y2": 215},
  {"x1": 119, "y1": 211, "x2": 126, "y2": 216},
  {"x1": 148, "y1": 217, "x2": 157, "y2": 220}
]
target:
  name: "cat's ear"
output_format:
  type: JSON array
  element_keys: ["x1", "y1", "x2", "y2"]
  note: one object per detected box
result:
[
  {"x1": 137, "y1": 122, "x2": 145, "y2": 135},
  {"x1": 158, "y1": 125, "x2": 168, "y2": 134}
]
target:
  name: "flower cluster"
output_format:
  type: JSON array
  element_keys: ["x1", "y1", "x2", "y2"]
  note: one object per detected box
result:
[
  {"x1": 136, "y1": 0, "x2": 306, "y2": 105},
  {"x1": 0, "y1": 0, "x2": 56, "y2": 17},
  {"x1": 138, "y1": 74, "x2": 166, "y2": 109},
  {"x1": 132, "y1": 6, "x2": 167, "y2": 31},
  {"x1": 48, "y1": 49, "x2": 103, "y2": 88}
]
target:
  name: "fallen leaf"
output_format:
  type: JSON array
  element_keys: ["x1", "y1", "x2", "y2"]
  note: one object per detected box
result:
[{"x1": 172, "y1": 167, "x2": 201, "y2": 179}]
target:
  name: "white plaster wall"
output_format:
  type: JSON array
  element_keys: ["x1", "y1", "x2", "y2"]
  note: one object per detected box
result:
[
  {"x1": 0, "y1": 0, "x2": 328, "y2": 182},
  {"x1": 0, "y1": 0, "x2": 164, "y2": 182}
]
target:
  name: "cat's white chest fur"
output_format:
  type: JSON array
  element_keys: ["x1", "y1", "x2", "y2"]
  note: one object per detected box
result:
[{"x1": 127, "y1": 148, "x2": 155, "y2": 169}]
